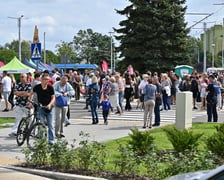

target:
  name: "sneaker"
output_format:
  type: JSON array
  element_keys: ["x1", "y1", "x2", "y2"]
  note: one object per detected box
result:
[
  {"x1": 65, "y1": 122, "x2": 71, "y2": 127},
  {"x1": 11, "y1": 105, "x2": 15, "y2": 110},
  {"x1": 56, "y1": 134, "x2": 65, "y2": 138},
  {"x1": 2, "y1": 109, "x2": 9, "y2": 112},
  {"x1": 60, "y1": 134, "x2": 65, "y2": 138},
  {"x1": 104, "y1": 121, "x2": 108, "y2": 125},
  {"x1": 8, "y1": 133, "x2": 17, "y2": 137}
]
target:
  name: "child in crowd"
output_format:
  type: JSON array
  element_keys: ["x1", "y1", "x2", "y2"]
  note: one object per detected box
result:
[{"x1": 99, "y1": 94, "x2": 113, "y2": 125}]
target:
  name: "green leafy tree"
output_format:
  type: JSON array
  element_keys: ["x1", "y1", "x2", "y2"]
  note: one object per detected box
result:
[
  {"x1": 55, "y1": 41, "x2": 78, "y2": 63},
  {"x1": 42, "y1": 50, "x2": 60, "y2": 64},
  {"x1": 5, "y1": 40, "x2": 32, "y2": 60},
  {"x1": 114, "y1": 0, "x2": 190, "y2": 73},
  {"x1": 0, "y1": 48, "x2": 17, "y2": 63},
  {"x1": 73, "y1": 29, "x2": 111, "y2": 65}
]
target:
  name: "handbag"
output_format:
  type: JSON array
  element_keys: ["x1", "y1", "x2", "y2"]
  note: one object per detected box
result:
[
  {"x1": 56, "y1": 95, "x2": 67, "y2": 107},
  {"x1": 155, "y1": 96, "x2": 162, "y2": 105}
]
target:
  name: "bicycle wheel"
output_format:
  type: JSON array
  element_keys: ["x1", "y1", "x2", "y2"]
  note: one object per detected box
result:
[
  {"x1": 16, "y1": 118, "x2": 28, "y2": 146},
  {"x1": 26, "y1": 122, "x2": 46, "y2": 150}
]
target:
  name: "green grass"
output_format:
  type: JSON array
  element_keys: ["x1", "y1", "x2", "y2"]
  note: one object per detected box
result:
[
  {"x1": 102, "y1": 123, "x2": 219, "y2": 173},
  {"x1": 104, "y1": 122, "x2": 218, "y2": 152},
  {"x1": 0, "y1": 118, "x2": 15, "y2": 128}
]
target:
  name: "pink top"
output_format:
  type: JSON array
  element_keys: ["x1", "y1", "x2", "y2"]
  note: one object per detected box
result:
[{"x1": 128, "y1": 67, "x2": 134, "y2": 74}]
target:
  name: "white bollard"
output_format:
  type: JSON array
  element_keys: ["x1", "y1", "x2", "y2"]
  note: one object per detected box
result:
[{"x1": 175, "y1": 92, "x2": 192, "y2": 129}]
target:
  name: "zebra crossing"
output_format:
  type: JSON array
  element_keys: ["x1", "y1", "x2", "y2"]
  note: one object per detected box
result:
[
  {"x1": 69, "y1": 99, "x2": 224, "y2": 124},
  {"x1": 80, "y1": 108, "x2": 207, "y2": 123}
]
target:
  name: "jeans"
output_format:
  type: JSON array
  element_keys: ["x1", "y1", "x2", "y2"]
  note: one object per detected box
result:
[
  {"x1": 118, "y1": 91, "x2": 124, "y2": 111},
  {"x1": 90, "y1": 100, "x2": 98, "y2": 123},
  {"x1": 154, "y1": 103, "x2": 160, "y2": 125},
  {"x1": 207, "y1": 102, "x2": 218, "y2": 122},
  {"x1": 162, "y1": 93, "x2": 171, "y2": 110},
  {"x1": 39, "y1": 107, "x2": 54, "y2": 144},
  {"x1": 103, "y1": 110, "x2": 109, "y2": 122}
]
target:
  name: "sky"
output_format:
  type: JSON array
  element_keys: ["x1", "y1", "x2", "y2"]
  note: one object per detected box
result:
[{"x1": 0, "y1": 0, "x2": 223, "y2": 53}]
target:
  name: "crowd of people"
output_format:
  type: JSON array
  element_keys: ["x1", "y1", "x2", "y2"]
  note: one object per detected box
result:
[{"x1": 0, "y1": 64, "x2": 223, "y2": 143}]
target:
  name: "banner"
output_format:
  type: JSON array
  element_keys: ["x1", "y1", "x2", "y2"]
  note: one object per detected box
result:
[{"x1": 101, "y1": 60, "x2": 108, "y2": 71}]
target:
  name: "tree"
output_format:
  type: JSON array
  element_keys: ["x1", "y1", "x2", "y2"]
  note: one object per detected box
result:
[
  {"x1": 114, "y1": 0, "x2": 189, "y2": 73},
  {"x1": 42, "y1": 50, "x2": 60, "y2": 64},
  {"x1": 55, "y1": 41, "x2": 78, "y2": 63},
  {"x1": 4, "y1": 40, "x2": 32, "y2": 60},
  {"x1": 0, "y1": 48, "x2": 17, "y2": 63},
  {"x1": 73, "y1": 29, "x2": 111, "y2": 65}
]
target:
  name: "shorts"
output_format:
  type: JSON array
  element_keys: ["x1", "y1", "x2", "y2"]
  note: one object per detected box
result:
[
  {"x1": 200, "y1": 88, "x2": 206, "y2": 98},
  {"x1": 192, "y1": 91, "x2": 198, "y2": 99},
  {"x1": 171, "y1": 88, "x2": 176, "y2": 96},
  {"x1": 2, "y1": 91, "x2": 10, "y2": 100}
]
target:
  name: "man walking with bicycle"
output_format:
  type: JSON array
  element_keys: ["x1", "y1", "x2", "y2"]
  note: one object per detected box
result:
[
  {"x1": 9, "y1": 73, "x2": 32, "y2": 137},
  {"x1": 31, "y1": 74, "x2": 55, "y2": 144}
]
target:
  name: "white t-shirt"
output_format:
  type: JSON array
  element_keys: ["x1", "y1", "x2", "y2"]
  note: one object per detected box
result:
[
  {"x1": 138, "y1": 80, "x2": 148, "y2": 93},
  {"x1": 2, "y1": 76, "x2": 12, "y2": 92},
  {"x1": 52, "y1": 73, "x2": 60, "y2": 83},
  {"x1": 86, "y1": 78, "x2": 92, "y2": 87}
]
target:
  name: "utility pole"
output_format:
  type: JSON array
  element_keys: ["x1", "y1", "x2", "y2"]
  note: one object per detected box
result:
[
  {"x1": 109, "y1": 32, "x2": 114, "y2": 73},
  {"x1": 8, "y1": 15, "x2": 24, "y2": 61},
  {"x1": 211, "y1": 43, "x2": 215, "y2": 67},
  {"x1": 44, "y1": 32, "x2": 46, "y2": 64},
  {"x1": 203, "y1": 22, "x2": 207, "y2": 72},
  {"x1": 222, "y1": 18, "x2": 224, "y2": 68}
]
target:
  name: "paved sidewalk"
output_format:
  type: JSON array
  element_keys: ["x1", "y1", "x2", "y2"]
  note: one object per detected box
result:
[
  {"x1": 0, "y1": 116, "x2": 153, "y2": 179},
  {"x1": 0, "y1": 99, "x2": 223, "y2": 179}
]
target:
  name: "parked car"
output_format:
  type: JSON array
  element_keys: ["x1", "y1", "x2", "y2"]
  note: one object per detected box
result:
[{"x1": 165, "y1": 164, "x2": 224, "y2": 180}]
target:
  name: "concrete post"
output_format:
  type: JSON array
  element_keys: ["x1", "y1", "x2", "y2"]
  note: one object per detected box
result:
[{"x1": 176, "y1": 92, "x2": 192, "y2": 129}]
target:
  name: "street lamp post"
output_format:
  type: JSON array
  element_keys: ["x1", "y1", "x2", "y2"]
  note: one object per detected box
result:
[
  {"x1": 44, "y1": 32, "x2": 46, "y2": 64},
  {"x1": 212, "y1": 43, "x2": 215, "y2": 67},
  {"x1": 203, "y1": 22, "x2": 207, "y2": 72},
  {"x1": 222, "y1": 18, "x2": 224, "y2": 68},
  {"x1": 8, "y1": 15, "x2": 24, "y2": 61},
  {"x1": 109, "y1": 32, "x2": 114, "y2": 73}
]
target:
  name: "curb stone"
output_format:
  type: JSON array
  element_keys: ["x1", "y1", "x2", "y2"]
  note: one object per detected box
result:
[{"x1": 1, "y1": 165, "x2": 108, "y2": 180}]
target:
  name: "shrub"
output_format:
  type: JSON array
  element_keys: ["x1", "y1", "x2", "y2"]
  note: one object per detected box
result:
[
  {"x1": 23, "y1": 138, "x2": 50, "y2": 165},
  {"x1": 164, "y1": 150, "x2": 217, "y2": 177},
  {"x1": 49, "y1": 139, "x2": 69, "y2": 169},
  {"x1": 163, "y1": 127, "x2": 203, "y2": 152},
  {"x1": 128, "y1": 127, "x2": 155, "y2": 156},
  {"x1": 206, "y1": 124, "x2": 224, "y2": 157},
  {"x1": 114, "y1": 144, "x2": 140, "y2": 174}
]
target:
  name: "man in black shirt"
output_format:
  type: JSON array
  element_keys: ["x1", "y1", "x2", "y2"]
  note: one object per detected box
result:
[{"x1": 32, "y1": 74, "x2": 55, "y2": 144}]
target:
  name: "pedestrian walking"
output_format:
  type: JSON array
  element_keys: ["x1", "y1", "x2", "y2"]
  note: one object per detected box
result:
[
  {"x1": 88, "y1": 75, "x2": 100, "y2": 124},
  {"x1": 99, "y1": 94, "x2": 113, "y2": 125}
]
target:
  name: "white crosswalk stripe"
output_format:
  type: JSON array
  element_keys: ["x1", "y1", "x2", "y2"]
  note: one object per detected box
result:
[
  {"x1": 81, "y1": 109, "x2": 207, "y2": 123},
  {"x1": 69, "y1": 100, "x2": 224, "y2": 123}
]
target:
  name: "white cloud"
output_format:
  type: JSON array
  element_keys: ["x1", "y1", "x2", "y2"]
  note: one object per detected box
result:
[{"x1": 3, "y1": 0, "x2": 221, "y2": 52}]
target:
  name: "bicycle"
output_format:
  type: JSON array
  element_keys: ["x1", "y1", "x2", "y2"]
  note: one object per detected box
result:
[{"x1": 16, "y1": 101, "x2": 47, "y2": 149}]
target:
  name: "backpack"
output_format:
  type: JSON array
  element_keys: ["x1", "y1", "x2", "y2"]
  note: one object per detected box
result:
[{"x1": 178, "y1": 80, "x2": 185, "y2": 91}]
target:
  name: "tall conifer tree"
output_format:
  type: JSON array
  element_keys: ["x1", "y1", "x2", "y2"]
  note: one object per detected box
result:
[{"x1": 115, "y1": 0, "x2": 189, "y2": 72}]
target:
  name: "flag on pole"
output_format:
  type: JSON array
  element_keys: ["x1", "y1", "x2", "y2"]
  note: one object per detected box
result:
[{"x1": 101, "y1": 60, "x2": 108, "y2": 71}]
